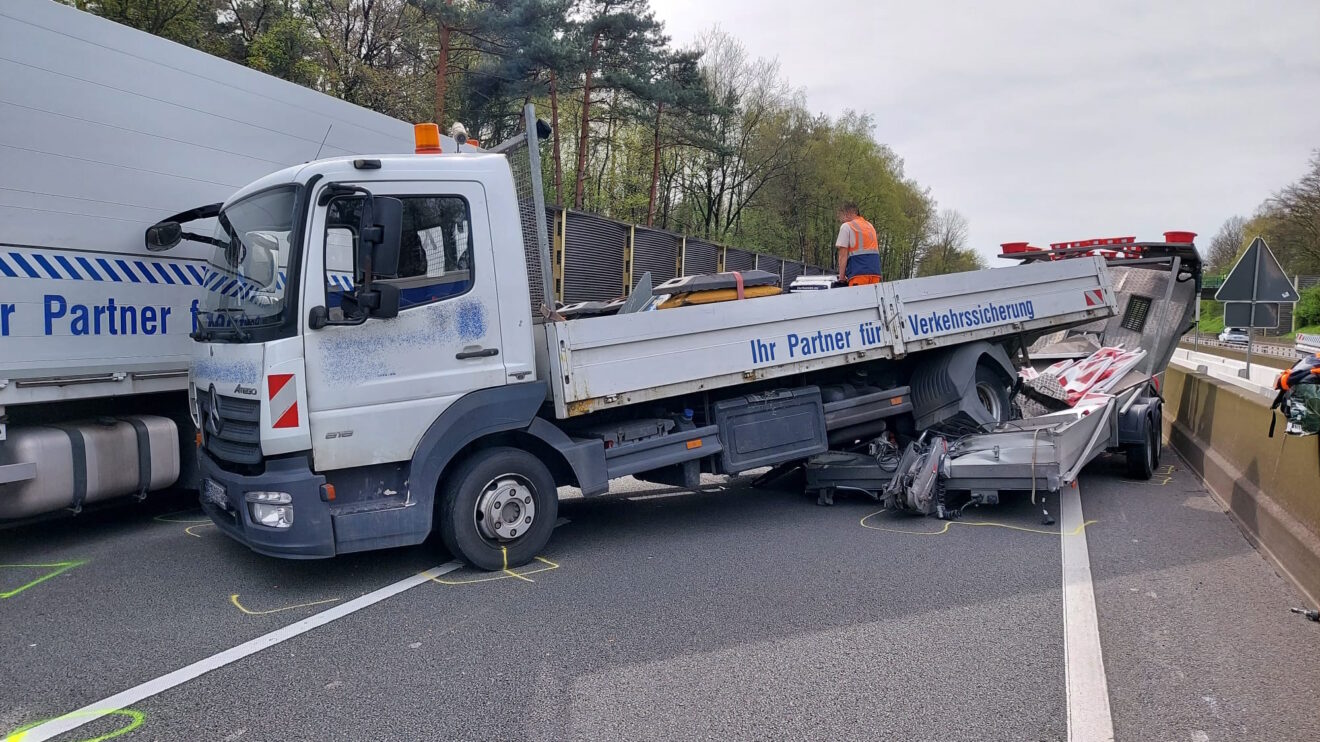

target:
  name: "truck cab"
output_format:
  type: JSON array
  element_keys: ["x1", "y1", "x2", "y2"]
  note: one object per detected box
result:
[{"x1": 191, "y1": 153, "x2": 542, "y2": 560}]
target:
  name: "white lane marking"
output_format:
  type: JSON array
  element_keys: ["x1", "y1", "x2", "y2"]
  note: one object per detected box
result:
[
  {"x1": 1061, "y1": 484, "x2": 1115, "y2": 742},
  {"x1": 19, "y1": 561, "x2": 463, "y2": 742}
]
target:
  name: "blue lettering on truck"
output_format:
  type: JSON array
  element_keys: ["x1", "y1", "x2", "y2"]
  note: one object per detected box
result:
[
  {"x1": 907, "y1": 299, "x2": 1035, "y2": 338},
  {"x1": 41, "y1": 294, "x2": 175, "y2": 336},
  {"x1": 0, "y1": 248, "x2": 211, "y2": 337},
  {"x1": 749, "y1": 320, "x2": 888, "y2": 365}
]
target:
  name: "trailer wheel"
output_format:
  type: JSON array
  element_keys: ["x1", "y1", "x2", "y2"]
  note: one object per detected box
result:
[
  {"x1": 1151, "y1": 407, "x2": 1163, "y2": 469},
  {"x1": 1125, "y1": 415, "x2": 1157, "y2": 480},
  {"x1": 438, "y1": 447, "x2": 558, "y2": 571},
  {"x1": 973, "y1": 363, "x2": 1011, "y2": 425}
]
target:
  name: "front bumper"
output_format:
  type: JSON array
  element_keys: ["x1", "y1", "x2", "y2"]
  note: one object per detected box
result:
[{"x1": 199, "y1": 449, "x2": 335, "y2": 558}]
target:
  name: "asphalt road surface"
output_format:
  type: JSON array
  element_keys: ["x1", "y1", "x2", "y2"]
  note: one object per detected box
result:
[{"x1": 3, "y1": 455, "x2": 1319, "y2": 741}]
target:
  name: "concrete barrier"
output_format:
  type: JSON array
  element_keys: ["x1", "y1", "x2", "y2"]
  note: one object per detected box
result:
[{"x1": 1162, "y1": 365, "x2": 1320, "y2": 605}]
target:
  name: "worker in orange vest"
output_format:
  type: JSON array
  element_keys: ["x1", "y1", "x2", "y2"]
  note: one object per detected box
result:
[{"x1": 835, "y1": 202, "x2": 882, "y2": 286}]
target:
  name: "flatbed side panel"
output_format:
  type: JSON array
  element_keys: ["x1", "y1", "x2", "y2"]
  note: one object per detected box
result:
[
  {"x1": 546, "y1": 258, "x2": 1116, "y2": 418},
  {"x1": 891, "y1": 257, "x2": 1116, "y2": 354},
  {"x1": 545, "y1": 286, "x2": 893, "y2": 417}
]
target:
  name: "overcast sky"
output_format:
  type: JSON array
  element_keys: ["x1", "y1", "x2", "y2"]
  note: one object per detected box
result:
[{"x1": 649, "y1": 0, "x2": 1320, "y2": 262}]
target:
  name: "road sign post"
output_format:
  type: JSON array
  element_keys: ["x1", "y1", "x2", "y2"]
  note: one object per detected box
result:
[{"x1": 1215, "y1": 237, "x2": 1298, "y2": 379}]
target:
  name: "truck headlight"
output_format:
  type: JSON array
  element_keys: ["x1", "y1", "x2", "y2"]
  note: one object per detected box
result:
[{"x1": 246, "y1": 491, "x2": 293, "y2": 528}]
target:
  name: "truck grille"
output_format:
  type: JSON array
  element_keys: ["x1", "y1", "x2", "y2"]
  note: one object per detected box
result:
[{"x1": 200, "y1": 392, "x2": 261, "y2": 466}]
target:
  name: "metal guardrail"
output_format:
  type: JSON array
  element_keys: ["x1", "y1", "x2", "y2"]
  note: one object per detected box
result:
[
  {"x1": 1181, "y1": 337, "x2": 1301, "y2": 360},
  {"x1": 1297, "y1": 333, "x2": 1320, "y2": 357}
]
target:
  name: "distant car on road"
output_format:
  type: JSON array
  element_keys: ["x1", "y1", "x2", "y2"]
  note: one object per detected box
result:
[{"x1": 1219, "y1": 327, "x2": 1250, "y2": 344}]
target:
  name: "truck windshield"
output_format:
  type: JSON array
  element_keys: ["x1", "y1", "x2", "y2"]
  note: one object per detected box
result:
[{"x1": 199, "y1": 186, "x2": 300, "y2": 339}]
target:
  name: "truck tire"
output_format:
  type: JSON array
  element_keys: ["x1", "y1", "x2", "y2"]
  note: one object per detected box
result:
[
  {"x1": 973, "y1": 362, "x2": 1011, "y2": 425},
  {"x1": 1125, "y1": 415, "x2": 1157, "y2": 480},
  {"x1": 910, "y1": 343, "x2": 1016, "y2": 433},
  {"x1": 438, "y1": 447, "x2": 558, "y2": 571}
]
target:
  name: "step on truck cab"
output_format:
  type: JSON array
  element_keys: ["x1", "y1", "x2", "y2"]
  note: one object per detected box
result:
[{"x1": 190, "y1": 107, "x2": 1124, "y2": 570}]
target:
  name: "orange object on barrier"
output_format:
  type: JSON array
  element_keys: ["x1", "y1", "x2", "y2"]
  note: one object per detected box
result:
[{"x1": 848, "y1": 275, "x2": 881, "y2": 286}]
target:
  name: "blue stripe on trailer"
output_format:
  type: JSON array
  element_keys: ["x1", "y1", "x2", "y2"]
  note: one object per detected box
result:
[
  {"x1": 97, "y1": 258, "x2": 122, "y2": 281},
  {"x1": 32, "y1": 254, "x2": 63, "y2": 279},
  {"x1": 0, "y1": 249, "x2": 209, "y2": 286},
  {"x1": 76, "y1": 257, "x2": 103, "y2": 281},
  {"x1": 11, "y1": 254, "x2": 41, "y2": 278},
  {"x1": 54, "y1": 255, "x2": 83, "y2": 279},
  {"x1": 116, "y1": 260, "x2": 141, "y2": 282},
  {"x1": 135, "y1": 261, "x2": 159, "y2": 284}
]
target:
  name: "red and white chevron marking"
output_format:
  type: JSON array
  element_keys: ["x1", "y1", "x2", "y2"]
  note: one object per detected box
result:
[
  {"x1": 268, "y1": 373, "x2": 299, "y2": 429},
  {"x1": 1083, "y1": 289, "x2": 1105, "y2": 307}
]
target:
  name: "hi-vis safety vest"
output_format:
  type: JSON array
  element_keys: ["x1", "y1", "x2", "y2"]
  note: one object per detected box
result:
[
  {"x1": 844, "y1": 216, "x2": 881, "y2": 280},
  {"x1": 845, "y1": 216, "x2": 879, "y2": 257}
]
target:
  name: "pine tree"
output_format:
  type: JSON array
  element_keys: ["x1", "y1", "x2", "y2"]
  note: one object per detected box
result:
[{"x1": 569, "y1": 0, "x2": 665, "y2": 210}]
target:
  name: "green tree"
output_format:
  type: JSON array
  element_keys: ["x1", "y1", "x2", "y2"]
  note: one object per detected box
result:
[
  {"x1": 1297, "y1": 284, "x2": 1320, "y2": 328},
  {"x1": 69, "y1": 0, "x2": 213, "y2": 47},
  {"x1": 570, "y1": 0, "x2": 666, "y2": 210},
  {"x1": 1265, "y1": 150, "x2": 1320, "y2": 273},
  {"x1": 246, "y1": 11, "x2": 321, "y2": 86},
  {"x1": 1206, "y1": 215, "x2": 1247, "y2": 275},
  {"x1": 918, "y1": 210, "x2": 984, "y2": 276}
]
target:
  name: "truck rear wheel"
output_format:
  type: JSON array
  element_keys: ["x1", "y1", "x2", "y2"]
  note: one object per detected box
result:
[{"x1": 438, "y1": 447, "x2": 558, "y2": 571}]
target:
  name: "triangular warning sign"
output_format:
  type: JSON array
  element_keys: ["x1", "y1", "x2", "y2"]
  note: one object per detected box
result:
[{"x1": 1215, "y1": 237, "x2": 1299, "y2": 302}]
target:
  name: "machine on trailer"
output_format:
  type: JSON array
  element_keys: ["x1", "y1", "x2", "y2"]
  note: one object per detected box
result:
[{"x1": 805, "y1": 236, "x2": 1201, "y2": 521}]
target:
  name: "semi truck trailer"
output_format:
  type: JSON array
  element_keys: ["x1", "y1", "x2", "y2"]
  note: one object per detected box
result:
[
  {"x1": 0, "y1": 0, "x2": 459, "y2": 520},
  {"x1": 184, "y1": 109, "x2": 1199, "y2": 570}
]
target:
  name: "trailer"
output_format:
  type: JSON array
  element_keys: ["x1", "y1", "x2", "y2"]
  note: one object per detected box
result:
[
  {"x1": 177, "y1": 107, "x2": 1199, "y2": 570},
  {"x1": 805, "y1": 238, "x2": 1201, "y2": 520},
  {"x1": 0, "y1": 0, "x2": 451, "y2": 520}
]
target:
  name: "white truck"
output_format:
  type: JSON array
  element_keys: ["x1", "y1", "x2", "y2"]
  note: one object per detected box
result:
[
  {"x1": 181, "y1": 107, "x2": 1198, "y2": 570},
  {"x1": 0, "y1": 0, "x2": 464, "y2": 520}
]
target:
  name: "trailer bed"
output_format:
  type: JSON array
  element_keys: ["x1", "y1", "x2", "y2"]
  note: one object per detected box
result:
[{"x1": 541, "y1": 257, "x2": 1117, "y2": 417}]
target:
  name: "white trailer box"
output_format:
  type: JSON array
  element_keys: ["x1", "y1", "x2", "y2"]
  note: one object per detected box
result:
[{"x1": 0, "y1": 0, "x2": 458, "y2": 518}]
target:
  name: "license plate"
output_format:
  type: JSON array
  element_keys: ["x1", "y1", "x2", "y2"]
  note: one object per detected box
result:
[{"x1": 202, "y1": 478, "x2": 228, "y2": 508}]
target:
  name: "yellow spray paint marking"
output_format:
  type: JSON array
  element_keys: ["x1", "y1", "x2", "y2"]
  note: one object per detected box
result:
[
  {"x1": 860, "y1": 512, "x2": 1095, "y2": 537},
  {"x1": 153, "y1": 510, "x2": 215, "y2": 538},
  {"x1": 0, "y1": 560, "x2": 87, "y2": 599},
  {"x1": 152, "y1": 509, "x2": 207, "y2": 523},
  {"x1": 4, "y1": 708, "x2": 144, "y2": 742},
  {"x1": 1125, "y1": 464, "x2": 1176, "y2": 486},
  {"x1": 429, "y1": 557, "x2": 560, "y2": 586},
  {"x1": 229, "y1": 594, "x2": 341, "y2": 616}
]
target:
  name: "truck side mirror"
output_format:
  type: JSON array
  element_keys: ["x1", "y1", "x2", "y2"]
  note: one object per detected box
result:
[
  {"x1": 358, "y1": 196, "x2": 403, "y2": 279},
  {"x1": 145, "y1": 221, "x2": 182, "y2": 251}
]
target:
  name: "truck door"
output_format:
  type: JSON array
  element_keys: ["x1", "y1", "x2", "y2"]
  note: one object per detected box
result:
[{"x1": 302, "y1": 181, "x2": 505, "y2": 471}]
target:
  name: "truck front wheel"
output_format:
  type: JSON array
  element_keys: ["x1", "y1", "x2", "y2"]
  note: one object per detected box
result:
[{"x1": 438, "y1": 447, "x2": 558, "y2": 571}]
